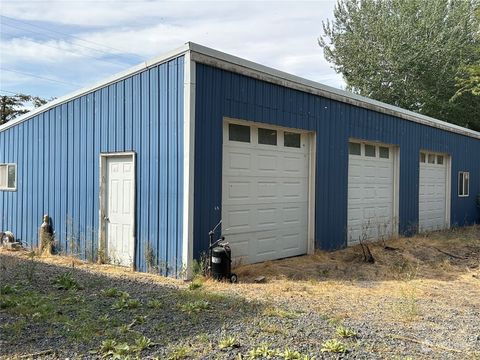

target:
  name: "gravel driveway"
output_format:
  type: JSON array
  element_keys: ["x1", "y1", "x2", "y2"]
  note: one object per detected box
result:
[{"x1": 1, "y1": 227, "x2": 479, "y2": 359}]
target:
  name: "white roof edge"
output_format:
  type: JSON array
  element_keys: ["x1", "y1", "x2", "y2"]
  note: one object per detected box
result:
[
  {"x1": 188, "y1": 42, "x2": 480, "y2": 140},
  {"x1": 0, "y1": 43, "x2": 190, "y2": 132},
  {"x1": 2, "y1": 41, "x2": 479, "y2": 140}
]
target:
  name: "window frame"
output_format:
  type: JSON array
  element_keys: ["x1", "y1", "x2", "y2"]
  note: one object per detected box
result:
[
  {"x1": 0, "y1": 163, "x2": 17, "y2": 191},
  {"x1": 364, "y1": 144, "x2": 376, "y2": 157},
  {"x1": 228, "y1": 123, "x2": 251, "y2": 143},
  {"x1": 258, "y1": 127, "x2": 277, "y2": 146},
  {"x1": 379, "y1": 146, "x2": 390, "y2": 159},
  {"x1": 348, "y1": 142, "x2": 361, "y2": 155},
  {"x1": 284, "y1": 131, "x2": 301, "y2": 148},
  {"x1": 458, "y1": 171, "x2": 470, "y2": 197}
]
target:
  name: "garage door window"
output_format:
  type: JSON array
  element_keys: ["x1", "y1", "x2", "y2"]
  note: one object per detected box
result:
[
  {"x1": 258, "y1": 128, "x2": 277, "y2": 145},
  {"x1": 379, "y1": 146, "x2": 389, "y2": 159},
  {"x1": 437, "y1": 155, "x2": 444, "y2": 165},
  {"x1": 420, "y1": 153, "x2": 426, "y2": 163},
  {"x1": 349, "y1": 142, "x2": 361, "y2": 155},
  {"x1": 364, "y1": 144, "x2": 376, "y2": 157},
  {"x1": 458, "y1": 172, "x2": 469, "y2": 197},
  {"x1": 284, "y1": 132, "x2": 301, "y2": 148},
  {"x1": 229, "y1": 123, "x2": 250, "y2": 143},
  {"x1": 428, "y1": 154, "x2": 435, "y2": 164},
  {"x1": 0, "y1": 164, "x2": 16, "y2": 191}
]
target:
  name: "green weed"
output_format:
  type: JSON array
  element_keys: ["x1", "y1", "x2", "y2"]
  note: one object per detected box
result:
[
  {"x1": 263, "y1": 307, "x2": 301, "y2": 319},
  {"x1": 147, "y1": 299, "x2": 162, "y2": 309},
  {"x1": 54, "y1": 271, "x2": 79, "y2": 290},
  {"x1": 248, "y1": 344, "x2": 278, "y2": 358},
  {"x1": 166, "y1": 345, "x2": 191, "y2": 360},
  {"x1": 219, "y1": 335, "x2": 239, "y2": 349},
  {"x1": 179, "y1": 300, "x2": 210, "y2": 314},
  {"x1": 281, "y1": 347, "x2": 316, "y2": 360},
  {"x1": 321, "y1": 339, "x2": 348, "y2": 353},
  {"x1": 335, "y1": 325, "x2": 357, "y2": 338},
  {"x1": 101, "y1": 287, "x2": 120, "y2": 298}
]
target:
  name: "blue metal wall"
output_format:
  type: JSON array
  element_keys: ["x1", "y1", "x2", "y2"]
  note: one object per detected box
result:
[
  {"x1": 193, "y1": 63, "x2": 480, "y2": 256},
  {"x1": 0, "y1": 56, "x2": 185, "y2": 276}
]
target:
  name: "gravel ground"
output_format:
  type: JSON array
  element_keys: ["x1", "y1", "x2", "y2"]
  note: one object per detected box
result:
[{"x1": 1, "y1": 228, "x2": 479, "y2": 359}]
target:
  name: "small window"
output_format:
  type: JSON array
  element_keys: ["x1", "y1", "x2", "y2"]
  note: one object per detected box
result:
[
  {"x1": 258, "y1": 128, "x2": 277, "y2": 145},
  {"x1": 428, "y1": 154, "x2": 435, "y2": 164},
  {"x1": 458, "y1": 172, "x2": 469, "y2": 197},
  {"x1": 364, "y1": 144, "x2": 376, "y2": 157},
  {"x1": 420, "y1": 153, "x2": 426, "y2": 163},
  {"x1": 349, "y1": 142, "x2": 361, "y2": 155},
  {"x1": 284, "y1": 132, "x2": 301, "y2": 148},
  {"x1": 437, "y1": 155, "x2": 444, "y2": 165},
  {"x1": 379, "y1": 146, "x2": 389, "y2": 159},
  {"x1": 0, "y1": 164, "x2": 16, "y2": 191},
  {"x1": 229, "y1": 123, "x2": 250, "y2": 143}
]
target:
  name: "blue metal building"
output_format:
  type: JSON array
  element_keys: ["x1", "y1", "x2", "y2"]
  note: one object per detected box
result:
[{"x1": 1, "y1": 43, "x2": 479, "y2": 276}]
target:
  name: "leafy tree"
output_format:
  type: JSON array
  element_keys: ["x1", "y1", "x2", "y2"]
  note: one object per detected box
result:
[
  {"x1": 319, "y1": 0, "x2": 480, "y2": 131},
  {"x1": 0, "y1": 94, "x2": 50, "y2": 125},
  {"x1": 454, "y1": 8, "x2": 480, "y2": 99}
]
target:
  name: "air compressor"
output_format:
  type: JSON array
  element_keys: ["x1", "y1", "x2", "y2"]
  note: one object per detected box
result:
[{"x1": 207, "y1": 220, "x2": 238, "y2": 283}]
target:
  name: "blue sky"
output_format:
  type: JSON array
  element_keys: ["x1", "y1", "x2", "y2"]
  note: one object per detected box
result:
[{"x1": 0, "y1": 0, "x2": 343, "y2": 100}]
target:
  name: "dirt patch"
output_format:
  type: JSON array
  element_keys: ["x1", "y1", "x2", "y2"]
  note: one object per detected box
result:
[{"x1": 1, "y1": 226, "x2": 479, "y2": 359}]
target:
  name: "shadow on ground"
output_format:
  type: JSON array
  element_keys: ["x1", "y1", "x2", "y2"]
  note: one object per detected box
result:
[{"x1": 0, "y1": 252, "x2": 264, "y2": 358}]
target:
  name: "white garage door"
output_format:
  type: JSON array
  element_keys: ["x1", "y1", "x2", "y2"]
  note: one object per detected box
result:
[
  {"x1": 419, "y1": 152, "x2": 449, "y2": 232},
  {"x1": 222, "y1": 121, "x2": 310, "y2": 264},
  {"x1": 348, "y1": 141, "x2": 397, "y2": 245}
]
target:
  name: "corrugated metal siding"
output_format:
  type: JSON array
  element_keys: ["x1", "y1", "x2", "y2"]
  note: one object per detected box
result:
[
  {"x1": 193, "y1": 63, "x2": 480, "y2": 256},
  {"x1": 0, "y1": 56, "x2": 185, "y2": 276}
]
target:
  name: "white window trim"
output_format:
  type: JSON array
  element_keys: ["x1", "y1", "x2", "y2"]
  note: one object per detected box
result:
[
  {"x1": 0, "y1": 163, "x2": 17, "y2": 191},
  {"x1": 458, "y1": 171, "x2": 470, "y2": 197}
]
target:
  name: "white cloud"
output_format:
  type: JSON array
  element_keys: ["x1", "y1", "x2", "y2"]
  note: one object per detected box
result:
[{"x1": 0, "y1": 0, "x2": 344, "y2": 97}]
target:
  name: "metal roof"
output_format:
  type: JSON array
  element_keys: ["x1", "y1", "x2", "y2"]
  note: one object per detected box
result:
[{"x1": 2, "y1": 41, "x2": 479, "y2": 140}]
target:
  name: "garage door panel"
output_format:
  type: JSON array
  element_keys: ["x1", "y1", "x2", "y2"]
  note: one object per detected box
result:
[
  {"x1": 347, "y1": 144, "x2": 395, "y2": 245},
  {"x1": 419, "y1": 153, "x2": 447, "y2": 232},
  {"x1": 223, "y1": 122, "x2": 310, "y2": 265},
  {"x1": 257, "y1": 154, "x2": 278, "y2": 174},
  {"x1": 227, "y1": 151, "x2": 251, "y2": 170},
  {"x1": 257, "y1": 233, "x2": 278, "y2": 255},
  {"x1": 224, "y1": 209, "x2": 252, "y2": 233},
  {"x1": 257, "y1": 208, "x2": 278, "y2": 229},
  {"x1": 226, "y1": 181, "x2": 252, "y2": 201},
  {"x1": 283, "y1": 232, "x2": 305, "y2": 252}
]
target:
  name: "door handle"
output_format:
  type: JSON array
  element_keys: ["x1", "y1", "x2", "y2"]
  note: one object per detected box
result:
[{"x1": 104, "y1": 215, "x2": 110, "y2": 222}]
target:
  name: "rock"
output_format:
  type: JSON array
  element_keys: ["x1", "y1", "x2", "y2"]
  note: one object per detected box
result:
[{"x1": 254, "y1": 276, "x2": 266, "y2": 283}]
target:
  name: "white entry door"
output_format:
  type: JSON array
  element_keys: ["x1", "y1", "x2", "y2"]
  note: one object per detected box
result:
[
  {"x1": 104, "y1": 155, "x2": 135, "y2": 267},
  {"x1": 419, "y1": 152, "x2": 449, "y2": 232},
  {"x1": 222, "y1": 121, "x2": 311, "y2": 264},
  {"x1": 347, "y1": 141, "x2": 397, "y2": 244}
]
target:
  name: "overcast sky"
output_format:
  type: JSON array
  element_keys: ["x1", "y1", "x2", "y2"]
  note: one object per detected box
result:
[{"x1": 0, "y1": 0, "x2": 343, "y2": 99}]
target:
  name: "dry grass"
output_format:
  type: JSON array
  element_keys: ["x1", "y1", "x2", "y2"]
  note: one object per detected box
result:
[
  {"x1": 1, "y1": 226, "x2": 479, "y2": 358},
  {"x1": 203, "y1": 225, "x2": 480, "y2": 328}
]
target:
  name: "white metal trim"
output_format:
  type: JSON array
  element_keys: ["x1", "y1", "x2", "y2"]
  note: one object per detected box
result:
[
  {"x1": 182, "y1": 52, "x2": 196, "y2": 279},
  {"x1": 307, "y1": 132, "x2": 316, "y2": 254},
  {"x1": 445, "y1": 155, "x2": 452, "y2": 228},
  {"x1": 0, "y1": 163, "x2": 17, "y2": 192},
  {"x1": 98, "y1": 151, "x2": 136, "y2": 270},
  {"x1": 2, "y1": 41, "x2": 479, "y2": 141},
  {"x1": 189, "y1": 43, "x2": 480, "y2": 140},
  {"x1": 392, "y1": 145, "x2": 400, "y2": 237}
]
